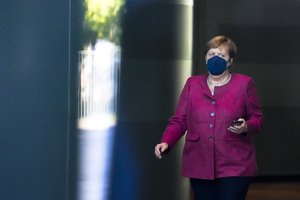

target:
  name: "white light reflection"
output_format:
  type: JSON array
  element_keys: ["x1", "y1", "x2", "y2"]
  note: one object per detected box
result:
[{"x1": 77, "y1": 40, "x2": 120, "y2": 200}]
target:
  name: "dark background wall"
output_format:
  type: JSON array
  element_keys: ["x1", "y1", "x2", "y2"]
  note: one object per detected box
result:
[
  {"x1": 0, "y1": 0, "x2": 77, "y2": 199},
  {"x1": 0, "y1": 0, "x2": 299, "y2": 199},
  {"x1": 193, "y1": 0, "x2": 300, "y2": 175},
  {"x1": 112, "y1": 0, "x2": 300, "y2": 199}
]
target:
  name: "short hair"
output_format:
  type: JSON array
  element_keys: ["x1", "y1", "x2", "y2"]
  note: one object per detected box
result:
[{"x1": 204, "y1": 35, "x2": 237, "y2": 59}]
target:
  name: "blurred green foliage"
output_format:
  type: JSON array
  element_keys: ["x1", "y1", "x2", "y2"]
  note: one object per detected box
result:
[{"x1": 82, "y1": 0, "x2": 125, "y2": 47}]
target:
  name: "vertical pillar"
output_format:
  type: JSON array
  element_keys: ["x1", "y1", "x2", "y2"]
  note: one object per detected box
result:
[
  {"x1": 111, "y1": 0, "x2": 193, "y2": 200},
  {"x1": 0, "y1": 0, "x2": 75, "y2": 200}
]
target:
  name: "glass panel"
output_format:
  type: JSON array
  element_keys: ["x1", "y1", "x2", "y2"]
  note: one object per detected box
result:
[{"x1": 76, "y1": 0, "x2": 125, "y2": 199}]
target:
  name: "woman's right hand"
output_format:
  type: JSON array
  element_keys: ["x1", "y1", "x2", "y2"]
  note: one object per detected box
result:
[{"x1": 154, "y1": 142, "x2": 169, "y2": 159}]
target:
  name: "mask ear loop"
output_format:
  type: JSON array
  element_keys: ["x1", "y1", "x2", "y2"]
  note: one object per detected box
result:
[{"x1": 227, "y1": 57, "x2": 233, "y2": 69}]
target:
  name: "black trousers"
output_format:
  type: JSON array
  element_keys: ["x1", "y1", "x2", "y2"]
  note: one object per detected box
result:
[{"x1": 190, "y1": 177, "x2": 251, "y2": 200}]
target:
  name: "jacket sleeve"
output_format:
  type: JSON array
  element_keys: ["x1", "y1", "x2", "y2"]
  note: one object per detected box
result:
[
  {"x1": 160, "y1": 78, "x2": 190, "y2": 148},
  {"x1": 245, "y1": 78, "x2": 264, "y2": 135}
]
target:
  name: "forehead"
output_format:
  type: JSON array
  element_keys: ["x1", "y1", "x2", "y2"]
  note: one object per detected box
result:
[{"x1": 207, "y1": 45, "x2": 229, "y2": 54}]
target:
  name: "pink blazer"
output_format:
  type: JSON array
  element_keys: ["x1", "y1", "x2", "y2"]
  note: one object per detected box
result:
[{"x1": 161, "y1": 73, "x2": 264, "y2": 179}]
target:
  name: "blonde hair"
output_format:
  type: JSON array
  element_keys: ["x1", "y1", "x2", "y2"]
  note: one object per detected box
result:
[{"x1": 204, "y1": 35, "x2": 237, "y2": 59}]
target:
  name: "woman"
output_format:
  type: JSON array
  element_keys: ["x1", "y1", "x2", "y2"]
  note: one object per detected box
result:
[{"x1": 154, "y1": 35, "x2": 264, "y2": 200}]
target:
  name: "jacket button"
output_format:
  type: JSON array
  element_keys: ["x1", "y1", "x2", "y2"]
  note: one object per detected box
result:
[
  {"x1": 209, "y1": 124, "x2": 214, "y2": 128},
  {"x1": 208, "y1": 136, "x2": 214, "y2": 140},
  {"x1": 210, "y1": 112, "x2": 215, "y2": 116},
  {"x1": 212, "y1": 101, "x2": 216, "y2": 105}
]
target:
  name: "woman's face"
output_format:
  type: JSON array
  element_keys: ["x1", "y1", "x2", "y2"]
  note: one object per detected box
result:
[{"x1": 205, "y1": 46, "x2": 231, "y2": 66}]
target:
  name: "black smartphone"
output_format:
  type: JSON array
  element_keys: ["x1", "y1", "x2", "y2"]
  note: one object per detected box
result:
[{"x1": 231, "y1": 120, "x2": 243, "y2": 126}]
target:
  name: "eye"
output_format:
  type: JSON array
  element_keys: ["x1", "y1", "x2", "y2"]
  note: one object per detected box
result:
[{"x1": 216, "y1": 53, "x2": 223, "y2": 57}]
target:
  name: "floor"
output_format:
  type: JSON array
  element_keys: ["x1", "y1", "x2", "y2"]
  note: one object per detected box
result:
[{"x1": 247, "y1": 182, "x2": 300, "y2": 200}]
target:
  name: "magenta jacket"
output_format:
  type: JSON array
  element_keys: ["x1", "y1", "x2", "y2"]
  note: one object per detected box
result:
[{"x1": 161, "y1": 73, "x2": 264, "y2": 179}]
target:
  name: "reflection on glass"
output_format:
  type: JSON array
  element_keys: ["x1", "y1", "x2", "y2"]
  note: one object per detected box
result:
[
  {"x1": 77, "y1": 0, "x2": 124, "y2": 199},
  {"x1": 78, "y1": 41, "x2": 120, "y2": 130},
  {"x1": 82, "y1": 0, "x2": 123, "y2": 46}
]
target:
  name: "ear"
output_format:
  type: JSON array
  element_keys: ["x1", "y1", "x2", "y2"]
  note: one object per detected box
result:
[
  {"x1": 205, "y1": 56, "x2": 208, "y2": 64},
  {"x1": 227, "y1": 58, "x2": 233, "y2": 67}
]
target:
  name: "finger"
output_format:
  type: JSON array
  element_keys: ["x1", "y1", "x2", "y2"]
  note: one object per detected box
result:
[
  {"x1": 155, "y1": 147, "x2": 162, "y2": 159},
  {"x1": 230, "y1": 123, "x2": 245, "y2": 130},
  {"x1": 228, "y1": 126, "x2": 238, "y2": 131},
  {"x1": 238, "y1": 118, "x2": 245, "y2": 122},
  {"x1": 155, "y1": 152, "x2": 162, "y2": 159},
  {"x1": 238, "y1": 118, "x2": 246, "y2": 126},
  {"x1": 228, "y1": 126, "x2": 240, "y2": 134},
  {"x1": 233, "y1": 123, "x2": 243, "y2": 128},
  {"x1": 161, "y1": 145, "x2": 167, "y2": 153},
  {"x1": 229, "y1": 129, "x2": 240, "y2": 134},
  {"x1": 155, "y1": 146, "x2": 161, "y2": 156}
]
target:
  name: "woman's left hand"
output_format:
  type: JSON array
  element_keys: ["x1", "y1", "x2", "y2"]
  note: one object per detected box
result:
[{"x1": 228, "y1": 118, "x2": 247, "y2": 134}]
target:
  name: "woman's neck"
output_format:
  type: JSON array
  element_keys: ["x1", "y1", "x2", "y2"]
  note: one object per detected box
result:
[
  {"x1": 208, "y1": 70, "x2": 231, "y2": 84},
  {"x1": 207, "y1": 71, "x2": 231, "y2": 95}
]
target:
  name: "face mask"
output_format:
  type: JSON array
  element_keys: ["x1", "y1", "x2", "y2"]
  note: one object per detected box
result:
[{"x1": 206, "y1": 56, "x2": 228, "y2": 75}]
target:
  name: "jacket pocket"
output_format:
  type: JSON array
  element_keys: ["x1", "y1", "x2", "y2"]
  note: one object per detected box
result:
[
  {"x1": 185, "y1": 131, "x2": 200, "y2": 141},
  {"x1": 225, "y1": 129, "x2": 249, "y2": 141}
]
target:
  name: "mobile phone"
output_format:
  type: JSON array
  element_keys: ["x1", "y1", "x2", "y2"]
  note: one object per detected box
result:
[{"x1": 231, "y1": 120, "x2": 243, "y2": 126}]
